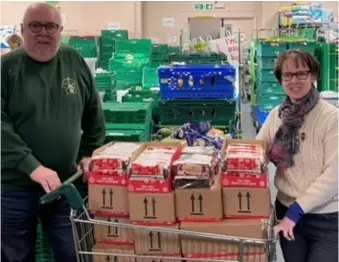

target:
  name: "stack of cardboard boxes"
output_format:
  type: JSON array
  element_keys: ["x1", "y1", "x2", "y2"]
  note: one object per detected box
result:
[
  {"x1": 88, "y1": 140, "x2": 272, "y2": 262},
  {"x1": 89, "y1": 142, "x2": 144, "y2": 262},
  {"x1": 128, "y1": 142, "x2": 183, "y2": 262}
]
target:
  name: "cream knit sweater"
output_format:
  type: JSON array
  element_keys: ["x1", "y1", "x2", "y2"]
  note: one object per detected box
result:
[{"x1": 257, "y1": 99, "x2": 338, "y2": 214}]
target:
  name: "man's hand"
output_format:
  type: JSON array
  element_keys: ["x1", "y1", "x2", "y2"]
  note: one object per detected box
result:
[
  {"x1": 274, "y1": 217, "x2": 296, "y2": 241},
  {"x1": 78, "y1": 157, "x2": 92, "y2": 182},
  {"x1": 30, "y1": 165, "x2": 62, "y2": 193}
]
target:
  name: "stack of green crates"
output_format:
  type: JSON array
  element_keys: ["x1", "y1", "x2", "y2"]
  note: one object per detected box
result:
[
  {"x1": 169, "y1": 53, "x2": 227, "y2": 65},
  {"x1": 36, "y1": 224, "x2": 53, "y2": 262},
  {"x1": 69, "y1": 36, "x2": 97, "y2": 58},
  {"x1": 94, "y1": 71, "x2": 116, "y2": 101},
  {"x1": 102, "y1": 102, "x2": 152, "y2": 142},
  {"x1": 98, "y1": 30, "x2": 128, "y2": 70},
  {"x1": 255, "y1": 42, "x2": 287, "y2": 111},
  {"x1": 329, "y1": 44, "x2": 339, "y2": 92},
  {"x1": 109, "y1": 39, "x2": 152, "y2": 90},
  {"x1": 151, "y1": 44, "x2": 169, "y2": 65},
  {"x1": 316, "y1": 42, "x2": 338, "y2": 93}
]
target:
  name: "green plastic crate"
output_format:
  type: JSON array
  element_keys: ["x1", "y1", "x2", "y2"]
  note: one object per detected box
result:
[
  {"x1": 256, "y1": 42, "x2": 287, "y2": 57},
  {"x1": 103, "y1": 102, "x2": 152, "y2": 124},
  {"x1": 257, "y1": 57, "x2": 277, "y2": 70},
  {"x1": 36, "y1": 224, "x2": 53, "y2": 262},
  {"x1": 257, "y1": 94, "x2": 285, "y2": 108},
  {"x1": 288, "y1": 42, "x2": 316, "y2": 55},
  {"x1": 159, "y1": 99, "x2": 237, "y2": 126},
  {"x1": 142, "y1": 66, "x2": 160, "y2": 89},
  {"x1": 69, "y1": 36, "x2": 97, "y2": 58},
  {"x1": 257, "y1": 81, "x2": 285, "y2": 95},
  {"x1": 105, "y1": 123, "x2": 151, "y2": 142},
  {"x1": 101, "y1": 30, "x2": 128, "y2": 41},
  {"x1": 94, "y1": 72, "x2": 115, "y2": 92},
  {"x1": 122, "y1": 88, "x2": 160, "y2": 121},
  {"x1": 114, "y1": 70, "x2": 143, "y2": 89},
  {"x1": 169, "y1": 53, "x2": 227, "y2": 64},
  {"x1": 257, "y1": 69, "x2": 277, "y2": 82},
  {"x1": 115, "y1": 39, "x2": 152, "y2": 55}
]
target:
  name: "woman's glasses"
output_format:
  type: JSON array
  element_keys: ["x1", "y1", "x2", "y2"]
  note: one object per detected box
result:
[
  {"x1": 281, "y1": 70, "x2": 310, "y2": 81},
  {"x1": 28, "y1": 21, "x2": 60, "y2": 35}
]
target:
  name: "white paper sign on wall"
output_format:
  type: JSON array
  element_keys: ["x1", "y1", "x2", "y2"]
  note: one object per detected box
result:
[
  {"x1": 108, "y1": 22, "x2": 121, "y2": 30},
  {"x1": 162, "y1": 18, "x2": 175, "y2": 27}
]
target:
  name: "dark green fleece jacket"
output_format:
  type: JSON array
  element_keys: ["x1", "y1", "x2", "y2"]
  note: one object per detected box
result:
[{"x1": 1, "y1": 46, "x2": 105, "y2": 189}]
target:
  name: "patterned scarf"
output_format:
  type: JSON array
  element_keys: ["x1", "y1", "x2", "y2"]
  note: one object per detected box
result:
[{"x1": 268, "y1": 86, "x2": 320, "y2": 168}]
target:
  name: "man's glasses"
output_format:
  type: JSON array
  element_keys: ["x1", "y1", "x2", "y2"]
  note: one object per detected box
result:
[
  {"x1": 28, "y1": 21, "x2": 60, "y2": 35},
  {"x1": 281, "y1": 70, "x2": 310, "y2": 81}
]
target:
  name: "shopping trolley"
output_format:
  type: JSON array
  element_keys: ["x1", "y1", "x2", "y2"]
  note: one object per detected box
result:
[{"x1": 40, "y1": 171, "x2": 278, "y2": 262}]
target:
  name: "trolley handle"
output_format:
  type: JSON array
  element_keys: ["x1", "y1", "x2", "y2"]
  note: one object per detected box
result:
[{"x1": 40, "y1": 170, "x2": 84, "y2": 210}]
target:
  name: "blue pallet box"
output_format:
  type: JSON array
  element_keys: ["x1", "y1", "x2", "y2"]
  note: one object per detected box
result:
[{"x1": 158, "y1": 64, "x2": 236, "y2": 100}]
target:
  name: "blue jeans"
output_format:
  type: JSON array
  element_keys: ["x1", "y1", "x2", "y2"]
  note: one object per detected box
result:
[
  {"x1": 276, "y1": 199, "x2": 338, "y2": 262},
  {"x1": 1, "y1": 188, "x2": 77, "y2": 262}
]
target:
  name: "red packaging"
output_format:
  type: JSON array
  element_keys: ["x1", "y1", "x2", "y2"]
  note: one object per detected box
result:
[
  {"x1": 221, "y1": 171, "x2": 268, "y2": 188},
  {"x1": 224, "y1": 143, "x2": 264, "y2": 173}
]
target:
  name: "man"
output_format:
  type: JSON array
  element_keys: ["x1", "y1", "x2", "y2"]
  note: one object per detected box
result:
[{"x1": 1, "y1": 2, "x2": 105, "y2": 262}]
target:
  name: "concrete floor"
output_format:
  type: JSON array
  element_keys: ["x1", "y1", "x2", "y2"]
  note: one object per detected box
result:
[{"x1": 240, "y1": 101, "x2": 284, "y2": 262}]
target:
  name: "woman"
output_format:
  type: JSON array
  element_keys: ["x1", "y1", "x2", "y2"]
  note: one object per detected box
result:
[
  {"x1": 6, "y1": 33, "x2": 23, "y2": 50},
  {"x1": 257, "y1": 49, "x2": 338, "y2": 262}
]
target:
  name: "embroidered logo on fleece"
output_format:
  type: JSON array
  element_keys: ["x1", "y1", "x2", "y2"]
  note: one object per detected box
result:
[{"x1": 62, "y1": 77, "x2": 78, "y2": 95}]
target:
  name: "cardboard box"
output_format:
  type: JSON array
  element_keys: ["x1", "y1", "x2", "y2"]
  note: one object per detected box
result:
[
  {"x1": 175, "y1": 177, "x2": 223, "y2": 222},
  {"x1": 127, "y1": 142, "x2": 184, "y2": 194},
  {"x1": 91, "y1": 142, "x2": 144, "y2": 171},
  {"x1": 129, "y1": 192, "x2": 176, "y2": 225},
  {"x1": 92, "y1": 244, "x2": 135, "y2": 262},
  {"x1": 223, "y1": 187, "x2": 271, "y2": 219},
  {"x1": 94, "y1": 217, "x2": 134, "y2": 245},
  {"x1": 181, "y1": 220, "x2": 268, "y2": 259},
  {"x1": 88, "y1": 173, "x2": 129, "y2": 216},
  {"x1": 221, "y1": 171, "x2": 269, "y2": 188},
  {"x1": 134, "y1": 224, "x2": 181, "y2": 255},
  {"x1": 222, "y1": 140, "x2": 265, "y2": 173}
]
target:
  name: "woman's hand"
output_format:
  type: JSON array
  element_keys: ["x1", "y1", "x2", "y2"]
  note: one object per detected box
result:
[{"x1": 274, "y1": 217, "x2": 296, "y2": 241}]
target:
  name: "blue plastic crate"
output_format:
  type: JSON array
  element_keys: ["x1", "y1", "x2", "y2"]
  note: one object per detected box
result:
[
  {"x1": 257, "y1": 69, "x2": 277, "y2": 82},
  {"x1": 257, "y1": 42, "x2": 287, "y2": 57},
  {"x1": 257, "y1": 57, "x2": 277, "y2": 70},
  {"x1": 158, "y1": 64, "x2": 236, "y2": 100},
  {"x1": 255, "y1": 106, "x2": 270, "y2": 126}
]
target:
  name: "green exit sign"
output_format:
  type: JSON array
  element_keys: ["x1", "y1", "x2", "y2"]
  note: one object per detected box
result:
[{"x1": 195, "y1": 3, "x2": 214, "y2": 11}]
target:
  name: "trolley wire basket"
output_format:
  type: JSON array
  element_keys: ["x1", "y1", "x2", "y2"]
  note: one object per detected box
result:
[{"x1": 40, "y1": 172, "x2": 278, "y2": 262}]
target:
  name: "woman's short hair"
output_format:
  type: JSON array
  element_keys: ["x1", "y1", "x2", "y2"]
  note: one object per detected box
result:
[
  {"x1": 7, "y1": 34, "x2": 23, "y2": 50},
  {"x1": 274, "y1": 49, "x2": 321, "y2": 83}
]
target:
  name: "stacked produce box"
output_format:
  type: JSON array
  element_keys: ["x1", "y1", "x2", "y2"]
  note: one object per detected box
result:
[
  {"x1": 98, "y1": 30, "x2": 128, "y2": 70},
  {"x1": 255, "y1": 42, "x2": 287, "y2": 127},
  {"x1": 109, "y1": 40, "x2": 152, "y2": 90},
  {"x1": 317, "y1": 42, "x2": 338, "y2": 93},
  {"x1": 102, "y1": 102, "x2": 152, "y2": 142},
  {"x1": 89, "y1": 139, "x2": 272, "y2": 262},
  {"x1": 94, "y1": 71, "x2": 116, "y2": 102},
  {"x1": 158, "y1": 64, "x2": 238, "y2": 134}
]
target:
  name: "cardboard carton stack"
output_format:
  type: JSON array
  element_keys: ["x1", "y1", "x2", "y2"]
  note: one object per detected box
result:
[
  {"x1": 88, "y1": 140, "x2": 272, "y2": 261},
  {"x1": 128, "y1": 142, "x2": 184, "y2": 261},
  {"x1": 173, "y1": 147, "x2": 225, "y2": 260},
  {"x1": 89, "y1": 142, "x2": 144, "y2": 262},
  {"x1": 221, "y1": 140, "x2": 271, "y2": 219}
]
